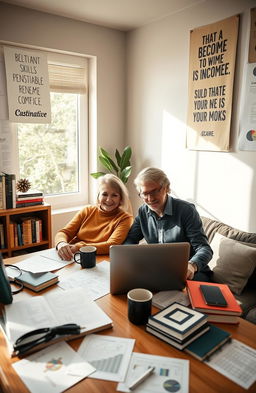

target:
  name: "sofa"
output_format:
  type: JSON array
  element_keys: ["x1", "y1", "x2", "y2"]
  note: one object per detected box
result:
[{"x1": 201, "y1": 216, "x2": 256, "y2": 324}]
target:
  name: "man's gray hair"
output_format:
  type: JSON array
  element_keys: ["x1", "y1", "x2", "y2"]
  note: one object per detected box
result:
[{"x1": 134, "y1": 167, "x2": 171, "y2": 193}]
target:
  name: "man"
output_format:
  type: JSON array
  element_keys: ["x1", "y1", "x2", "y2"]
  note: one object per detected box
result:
[{"x1": 124, "y1": 167, "x2": 213, "y2": 281}]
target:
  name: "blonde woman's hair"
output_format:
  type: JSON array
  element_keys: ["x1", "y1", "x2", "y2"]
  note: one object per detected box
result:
[
  {"x1": 134, "y1": 167, "x2": 171, "y2": 193},
  {"x1": 97, "y1": 174, "x2": 130, "y2": 212}
]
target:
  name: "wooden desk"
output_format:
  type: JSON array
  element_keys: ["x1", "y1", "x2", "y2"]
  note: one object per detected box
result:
[{"x1": 1, "y1": 252, "x2": 256, "y2": 393}]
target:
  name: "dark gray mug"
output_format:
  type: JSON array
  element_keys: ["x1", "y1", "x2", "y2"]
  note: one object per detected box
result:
[
  {"x1": 127, "y1": 288, "x2": 153, "y2": 325},
  {"x1": 74, "y1": 246, "x2": 97, "y2": 268}
]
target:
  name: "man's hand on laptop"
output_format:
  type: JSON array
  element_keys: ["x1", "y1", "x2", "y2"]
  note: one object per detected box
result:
[{"x1": 186, "y1": 262, "x2": 198, "y2": 280}]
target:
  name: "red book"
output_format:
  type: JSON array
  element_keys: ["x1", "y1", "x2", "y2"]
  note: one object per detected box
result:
[
  {"x1": 16, "y1": 198, "x2": 44, "y2": 204},
  {"x1": 186, "y1": 281, "x2": 242, "y2": 316}
]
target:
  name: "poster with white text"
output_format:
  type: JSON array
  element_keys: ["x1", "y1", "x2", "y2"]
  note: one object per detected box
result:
[
  {"x1": 4, "y1": 46, "x2": 51, "y2": 123},
  {"x1": 186, "y1": 16, "x2": 239, "y2": 151}
]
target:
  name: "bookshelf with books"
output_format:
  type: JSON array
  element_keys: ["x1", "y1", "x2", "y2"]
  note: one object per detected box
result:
[{"x1": 0, "y1": 204, "x2": 52, "y2": 258}]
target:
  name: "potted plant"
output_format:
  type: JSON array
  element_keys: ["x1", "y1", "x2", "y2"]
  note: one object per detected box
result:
[{"x1": 90, "y1": 146, "x2": 132, "y2": 184}]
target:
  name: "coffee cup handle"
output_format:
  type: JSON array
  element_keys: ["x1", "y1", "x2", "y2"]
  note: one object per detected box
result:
[{"x1": 74, "y1": 253, "x2": 81, "y2": 264}]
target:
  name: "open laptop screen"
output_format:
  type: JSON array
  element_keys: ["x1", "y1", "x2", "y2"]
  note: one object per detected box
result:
[{"x1": 110, "y1": 242, "x2": 190, "y2": 294}]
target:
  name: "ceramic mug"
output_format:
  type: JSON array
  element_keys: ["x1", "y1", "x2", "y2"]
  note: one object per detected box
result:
[
  {"x1": 127, "y1": 288, "x2": 153, "y2": 325},
  {"x1": 74, "y1": 246, "x2": 97, "y2": 268}
]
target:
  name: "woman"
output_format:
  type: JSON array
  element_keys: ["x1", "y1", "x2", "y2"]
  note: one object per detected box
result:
[
  {"x1": 55, "y1": 174, "x2": 133, "y2": 260},
  {"x1": 124, "y1": 167, "x2": 213, "y2": 281}
]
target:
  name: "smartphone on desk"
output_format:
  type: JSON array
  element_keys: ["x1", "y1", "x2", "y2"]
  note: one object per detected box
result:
[{"x1": 200, "y1": 284, "x2": 227, "y2": 307}]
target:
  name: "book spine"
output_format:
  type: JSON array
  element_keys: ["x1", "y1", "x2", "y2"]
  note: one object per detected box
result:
[
  {"x1": 16, "y1": 197, "x2": 44, "y2": 202},
  {"x1": 9, "y1": 222, "x2": 15, "y2": 248},
  {"x1": 22, "y1": 219, "x2": 32, "y2": 245},
  {"x1": 17, "y1": 223, "x2": 23, "y2": 246},
  {"x1": 0, "y1": 175, "x2": 4, "y2": 209},
  {"x1": 16, "y1": 201, "x2": 43, "y2": 208},
  {"x1": 11, "y1": 175, "x2": 16, "y2": 208},
  {"x1": 5, "y1": 174, "x2": 13, "y2": 209},
  {"x1": 17, "y1": 192, "x2": 43, "y2": 198},
  {"x1": 0, "y1": 222, "x2": 5, "y2": 249},
  {"x1": 1, "y1": 175, "x2": 6, "y2": 209}
]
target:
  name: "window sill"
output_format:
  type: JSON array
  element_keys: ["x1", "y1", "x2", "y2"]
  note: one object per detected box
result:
[{"x1": 52, "y1": 205, "x2": 84, "y2": 216}]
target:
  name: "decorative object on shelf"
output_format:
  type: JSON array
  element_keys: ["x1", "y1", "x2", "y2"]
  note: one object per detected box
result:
[
  {"x1": 90, "y1": 146, "x2": 132, "y2": 184},
  {"x1": 16, "y1": 178, "x2": 31, "y2": 193}
]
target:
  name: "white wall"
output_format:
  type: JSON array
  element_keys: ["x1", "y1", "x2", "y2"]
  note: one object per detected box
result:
[
  {"x1": 0, "y1": 2, "x2": 127, "y2": 242},
  {"x1": 126, "y1": 0, "x2": 256, "y2": 232}
]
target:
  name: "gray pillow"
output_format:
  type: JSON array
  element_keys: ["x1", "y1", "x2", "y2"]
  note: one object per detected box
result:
[{"x1": 209, "y1": 233, "x2": 256, "y2": 295}]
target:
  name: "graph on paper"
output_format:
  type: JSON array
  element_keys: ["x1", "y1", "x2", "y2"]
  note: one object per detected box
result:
[{"x1": 77, "y1": 334, "x2": 135, "y2": 382}]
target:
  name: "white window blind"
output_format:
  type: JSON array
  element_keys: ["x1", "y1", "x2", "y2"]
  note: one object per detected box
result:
[{"x1": 48, "y1": 63, "x2": 87, "y2": 94}]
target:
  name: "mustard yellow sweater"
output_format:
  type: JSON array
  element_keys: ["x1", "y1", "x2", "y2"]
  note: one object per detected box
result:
[{"x1": 55, "y1": 205, "x2": 133, "y2": 254}]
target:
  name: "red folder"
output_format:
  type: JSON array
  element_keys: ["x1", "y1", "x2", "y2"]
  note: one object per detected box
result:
[{"x1": 186, "y1": 281, "x2": 242, "y2": 316}]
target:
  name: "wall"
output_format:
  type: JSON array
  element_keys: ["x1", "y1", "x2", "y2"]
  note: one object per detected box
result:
[
  {"x1": 0, "y1": 2, "x2": 126, "y2": 243},
  {"x1": 126, "y1": 0, "x2": 256, "y2": 232}
]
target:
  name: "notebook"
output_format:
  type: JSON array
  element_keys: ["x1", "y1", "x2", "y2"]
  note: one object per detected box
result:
[{"x1": 110, "y1": 242, "x2": 190, "y2": 294}]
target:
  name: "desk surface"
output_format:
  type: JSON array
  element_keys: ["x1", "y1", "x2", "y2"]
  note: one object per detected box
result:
[{"x1": 1, "y1": 252, "x2": 256, "y2": 393}]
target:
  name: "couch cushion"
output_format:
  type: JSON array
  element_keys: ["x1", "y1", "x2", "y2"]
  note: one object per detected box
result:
[
  {"x1": 209, "y1": 232, "x2": 256, "y2": 295},
  {"x1": 201, "y1": 216, "x2": 256, "y2": 244}
]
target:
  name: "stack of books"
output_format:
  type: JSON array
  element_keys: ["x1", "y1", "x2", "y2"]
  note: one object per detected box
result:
[
  {"x1": 16, "y1": 190, "x2": 44, "y2": 208},
  {"x1": 14, "y1": 271, "x2": 59, "y2": 292},
  {"x1": 186, "y1": 281, "x2": 242, "y2": 323},
  {"x1": 146, "y1": 302, "x2": 209, "y2": 350}
]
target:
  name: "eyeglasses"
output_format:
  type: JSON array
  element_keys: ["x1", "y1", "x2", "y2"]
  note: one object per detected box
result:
[
  {"x1": 139, "y1": 186, "x2": 163, "y2": 199},
  {"x1": 13, "y1": 323, "x2": 84, "y2": 356}
]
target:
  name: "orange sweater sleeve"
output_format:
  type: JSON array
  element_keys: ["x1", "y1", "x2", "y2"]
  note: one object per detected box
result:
[{"x1": 55, "y1": 205, "x2": 133, "y2": 254}]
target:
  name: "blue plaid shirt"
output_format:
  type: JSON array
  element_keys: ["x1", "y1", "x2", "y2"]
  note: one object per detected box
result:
[{"x1": 124, "y1": 195, "x2": 212, "y2": 272}]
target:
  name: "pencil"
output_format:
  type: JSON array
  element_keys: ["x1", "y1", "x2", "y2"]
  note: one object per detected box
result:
[{"x1": 128, "y1": 366, "x2": 155, "y2": 390}]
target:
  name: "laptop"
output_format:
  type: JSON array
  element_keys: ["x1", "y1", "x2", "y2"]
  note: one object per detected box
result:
[{"x1": 110, "y1": 242, "x2": 190, "y2": 294}]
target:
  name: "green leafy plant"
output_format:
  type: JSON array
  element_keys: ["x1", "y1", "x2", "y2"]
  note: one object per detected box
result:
[{"x1": 90, "y1": 146, "x2": 132, "y2": 184}]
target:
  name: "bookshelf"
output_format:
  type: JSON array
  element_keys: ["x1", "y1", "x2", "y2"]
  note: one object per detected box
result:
[{"x1": 0, "y1": 204, "x2": 52, "y2": 258}]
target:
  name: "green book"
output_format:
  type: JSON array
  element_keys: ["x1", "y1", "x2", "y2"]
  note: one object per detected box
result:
[
  {"x1": 15, "y1": 271, "x2": 59, "y2": 292},
  {"x1": 184, "y1": 324, "x2": 231, "y2": 361}
]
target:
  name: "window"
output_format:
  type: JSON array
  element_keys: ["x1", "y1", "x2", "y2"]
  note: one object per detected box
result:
[{"x1": 15, "y1": 52, "x2": 88, "y2": 209}]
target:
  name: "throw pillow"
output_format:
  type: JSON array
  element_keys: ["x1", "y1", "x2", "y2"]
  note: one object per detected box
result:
[{"x1": 209, "y1": 232, "x2": 256, "y2": 295}]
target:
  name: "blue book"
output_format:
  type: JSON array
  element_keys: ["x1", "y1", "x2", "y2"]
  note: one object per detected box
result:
[
  {"x1": 184, "y1": 324, "x2": 232, "y2": 361},
  {"x1": 15, "y1": 271, "x2": 59, "y2": 292}
]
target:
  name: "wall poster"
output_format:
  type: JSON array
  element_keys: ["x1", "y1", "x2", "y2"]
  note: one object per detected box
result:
[
  {"x1": 238, "y1": 63, "x2": 256, "y2": 151},
  {"x1": 186, "y1": 15, "x2": 239, "y2": 151},
  {"x1": 3, "y1": 46, "x2": 51, "y2": 123}
]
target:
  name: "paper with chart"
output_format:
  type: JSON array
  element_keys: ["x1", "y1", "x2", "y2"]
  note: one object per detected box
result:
[
  {"x1": 117, "y1": 353, "x2": 189, "y2": 393},
  {"x1": 78, "y1": 335, "x2": 135, "y2": 382},
  {"x1": 58, "y1": 260, "x2": 110, "y2": 300},
  {"x1": 206, "y1": 339, "x2": 256, "y2": 389},
  {"x1": 12, "y1": 341, "x2": 96, "y2": 393}
]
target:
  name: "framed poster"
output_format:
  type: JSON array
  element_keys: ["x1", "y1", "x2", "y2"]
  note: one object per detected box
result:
[
  {"x1": 4, "y1": 46, "x2": 51, "y2": 123},
  {"x1": 186, "y1": 15, "x2": 239, "y2": 151}
]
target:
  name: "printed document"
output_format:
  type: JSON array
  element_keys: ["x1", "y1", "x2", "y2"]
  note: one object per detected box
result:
[
  {"x1": 206, "y1": 339, "x2": 256, "y2": 389},
  {"x1": 4, "y1": 288, "x2": 112, "y2": 353},
  {"x1": 78, "y1": 334, "x2": 135, "y2": 382},
  {"x1": 14, "y1": 249, "x2": 73, "y2": 273},
  {"x1": 118, "y1": 353, "x2": 189, "y2": 393},
  {"x1": 58, "y1": 260, "x2": 110, "y2": 300},
  {"x1": 12, "y1": 341, "x2": 95, "y2": 393}
]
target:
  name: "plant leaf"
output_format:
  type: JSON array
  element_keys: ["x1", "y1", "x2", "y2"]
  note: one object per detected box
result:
[
  {"x1": 120, "y1": 146, "x2": 132, "y2": 171},
  {"x1": 99, "y1": 156, "x2": 118, "y2": 174},
  {"x1": 90, "y1": 172, "x2": 106, "y2": 179},
  {"x1": 99, "y1": 147, "x2": 112, "y2": 160},
  {"x1": 120, "y1": 166, "x2": 132, "y2": 183},
  {"x1": 99, "y1": 148, "x2": 119, "y2": 172},
  {"x1": 115, "y1": 149, "x2": 121, "y2": 166}
]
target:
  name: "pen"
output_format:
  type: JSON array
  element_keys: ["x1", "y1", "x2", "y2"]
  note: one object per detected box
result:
[{"x1": 128, "y1": 366, "x2": 155, "y2": 391}]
